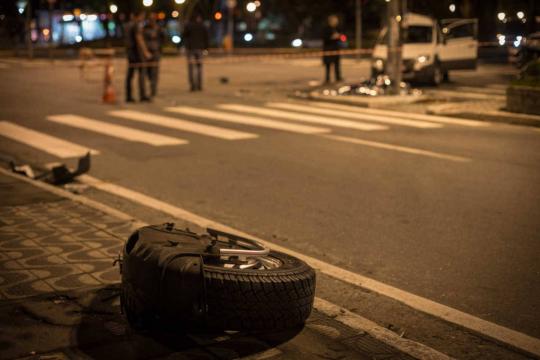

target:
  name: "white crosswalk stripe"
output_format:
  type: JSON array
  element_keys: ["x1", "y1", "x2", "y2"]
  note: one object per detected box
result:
[
  {"x1": 165, "y1": 106, "x2": 330, "y2": 134},
  {"x1": 265, "y1": 103, "x2": 441, "y2": 129},
  {"x1": 109, "y1": 110, "x2": 258, "y2": 140},
  {"x1": 219, "y1": 104, "x2": 388, "y2": 131},
  {"x1": 311, "y1": 102, "x2": 489, "y2": 127},
  {"x1": 0, "y1": 121, "x2": 98, "y2": 158},
  {"x1": 323, "y1": 134, "x2": 471, "y2": 162},
  {"x1": 48, "y1": 114, "x2": 187, "y2": 146}
]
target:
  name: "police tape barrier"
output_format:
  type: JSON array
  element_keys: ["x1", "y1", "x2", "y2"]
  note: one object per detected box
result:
[{"x1": 73, "y1": 41, "x2": 512, "y2": 75}]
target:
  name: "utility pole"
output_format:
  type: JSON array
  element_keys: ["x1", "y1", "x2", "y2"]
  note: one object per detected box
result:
[
  {"x1": 386, "y1": 0, "x2": 402, "y2": 95},
  {"x1": 355, "y1": 0, "x2": 362, "y2": 59}
]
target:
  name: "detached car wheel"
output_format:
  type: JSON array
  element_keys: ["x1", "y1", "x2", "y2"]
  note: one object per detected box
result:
[
  {"x1": 120, "y1": 224, "x2": 316, "y2": 332},
  {"x1": 203, "y1": 251, "x2": 315, "y2": 331}
]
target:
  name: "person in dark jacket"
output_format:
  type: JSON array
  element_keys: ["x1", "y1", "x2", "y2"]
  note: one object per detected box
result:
[
  {"x1": 183, "y1": 14, "x2": 209, "y2": 91},
  {"x1": 125, "y1": 11, "x2": 152, "y2": 102},
  {"x1": 144, "y1": 14, "x2": 166, "y2": 97},
  {"x1": 322, "y1": 15, "x2": 343, "y2": 83}
]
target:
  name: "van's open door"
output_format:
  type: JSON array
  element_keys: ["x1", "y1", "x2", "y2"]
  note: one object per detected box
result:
[{"x1": 438, "y1": 19, "x2": 478, "y2": 70}]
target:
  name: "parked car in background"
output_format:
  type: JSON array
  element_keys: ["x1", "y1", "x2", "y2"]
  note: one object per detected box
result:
[{"x1": 371, "y1": 13, "x2": 478, "y2": 85}]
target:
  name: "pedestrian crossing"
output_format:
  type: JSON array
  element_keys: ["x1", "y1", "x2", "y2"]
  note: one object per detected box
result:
[
  {"x1": 0, "y1": 121, "x2": 98, "y2": 158},
  {"x1": 47, "y1": 114, "x2": 187, "y2": 146},
  {"x1": 0, "y1": 100, "x2": 490, "y2": 162},
  {"x1": 265, "y1": 103, "x2": 442, "y2": 129},
  {"x1": 109, "y1": 110, "x2": 258, "y2": 140},
  {"x1": 165, "y1": 106, "x2": 330, "y2": 134},
  {"x1": 310, "y1": 102, "x2": 489, "y2": 127},
  {"x1": 218, "y1": 104, "x2": 388, "y2": 131}
]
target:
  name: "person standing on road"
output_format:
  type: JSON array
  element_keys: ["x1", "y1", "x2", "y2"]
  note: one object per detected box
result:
[
  {"x1": 322, "y1": 15, "x2": 344, "y2": 84},
  {"x1": 183, "y1": 14, "x2": 209, "y2": 91},
  {"x1": 125, "y1": 11, "x2": 152, "y2": 102},
  {"x1": 144, "y1": 14, "x2": 166, "y2": 98}
]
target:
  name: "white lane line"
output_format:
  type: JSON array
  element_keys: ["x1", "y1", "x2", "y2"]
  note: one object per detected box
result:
[
  {"x1": 109, "y1": 110, "x2": 258, "y2": 140},
  {"x1": 323, "y1": 134, "x2": 471, "y2": 162},
  {"x1": 315, "y1": 298, "x2": 453, "y2": 360},
  {"x1": 77, "y1": 174, "x2": 540, "y2": 358},
  {"x1": 266, "y1": 102, "x2": 442, "y2": 129},
  {"x1": 1, "y1": 167, "x2": 449, "y2": 360},
  {"x1": 165, "y1": 106, "x2": 330, "y2": 135},
  {"x1": 219, "y1": 104, "x2": 388, "y2": 131},
  {"x1": 313, "y1": 102, "x2": 489, "y2": 127},
  {"x1": 0, "y1": 121, "x2": 98, "y2": 158},
  {"x1": 47, "y1": 114, "x2": 187, "y2": 146}
]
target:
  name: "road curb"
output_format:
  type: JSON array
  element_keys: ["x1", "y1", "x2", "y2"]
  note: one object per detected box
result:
[{"x1": 0, "y1": 168, "x2": 457, "y2": 359}]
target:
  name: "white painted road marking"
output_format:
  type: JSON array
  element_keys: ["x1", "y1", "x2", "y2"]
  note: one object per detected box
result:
[
  {"x1": 266, "y1": 102, "x2": 442, "y2": 129},
  {"x1": 0, "y1": 121, "x2": 98, "y2": 158},
  {"x1": 315, "y1": 298, "x2": 454, "y2": 360},
  {"x1": 47, "y1": 114, "x2": 187, "y2": 146},
  {"x1": 77, "y1": 174, "x2": 540, "y2": 357},
  {"x1": 219, "y1": 104, "x2": 388, "y2": 131},
  {"x1": 323, "y1": 134, "x2": 471, "y2": 162},
  {"x1": 313, "y1": 102, "x2": 489, "y2": 127},
  {"x1": 1, "y1": 167, "x2": 451, "y2": 359},
  {"x1": 109, "y1": 110, "x2": 258, "y2": 140},
  {"x1": 165, "y1": 106, "x2": 330, "y2": 134}
]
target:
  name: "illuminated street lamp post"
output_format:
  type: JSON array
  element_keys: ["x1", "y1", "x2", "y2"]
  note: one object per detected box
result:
[{"x1": 16, "y1": 0, "x2": 33, "y2": 59}]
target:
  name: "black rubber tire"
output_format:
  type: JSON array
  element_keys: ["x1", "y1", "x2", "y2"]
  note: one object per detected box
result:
[{"x1": 202, "y1": 251, "x2": 316, "y2": 331}]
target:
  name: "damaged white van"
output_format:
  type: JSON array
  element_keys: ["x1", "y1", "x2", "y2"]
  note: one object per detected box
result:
[{"x1": 371, "y1": 13, "x2": 478, "y2": 85}]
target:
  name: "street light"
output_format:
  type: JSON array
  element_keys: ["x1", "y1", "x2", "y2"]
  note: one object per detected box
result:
[
  {"x1": 142, "y1": 0, "x2": 153, "y2": 7},
  {"x1": 449, "y1": 4, "x2": 456, "y2": 13},
  {"x1": 516, "y1": 11, "x2": 525, "y2": 20},
  {"x1": 174, "y1": 0, "x2": 186, "y2": 4},
  {"x1": 246, "y1": 2, "x2": 256, "y2": 12},
  {"x1": 16, "y1": 1, "x2": 27, "y2": 14},
  {"x1": 109, "y1": 4, "x2": 118, "y2": 14},
  {"x1": 497, "y1": 12, "x2": 505, "y2": 21}
]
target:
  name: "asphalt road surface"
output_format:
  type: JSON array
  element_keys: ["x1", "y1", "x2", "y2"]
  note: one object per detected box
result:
[{"x1": 1, "y1": 56, "x2": 539, "y2": 358}]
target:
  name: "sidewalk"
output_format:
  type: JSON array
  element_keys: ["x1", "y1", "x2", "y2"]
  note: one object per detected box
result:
[{"x1": 0, "y1": 170, "x2": 416, "y2": 360}]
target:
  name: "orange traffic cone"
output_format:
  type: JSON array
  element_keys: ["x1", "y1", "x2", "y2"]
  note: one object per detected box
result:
[{"x1": 102, "y1": 60, "x2": 117, "y2": 104}]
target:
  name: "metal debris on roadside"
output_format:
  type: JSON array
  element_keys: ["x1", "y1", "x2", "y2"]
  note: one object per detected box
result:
[
  {"x1": 63, "y1": 183, "x2": 90, "y2": 194},
  {"x1": 9, "y1": 152, "x2": 91, "y2": 186},
  {"x1": 317, "y1": 75, "x2": 422, "y2": 97}
]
